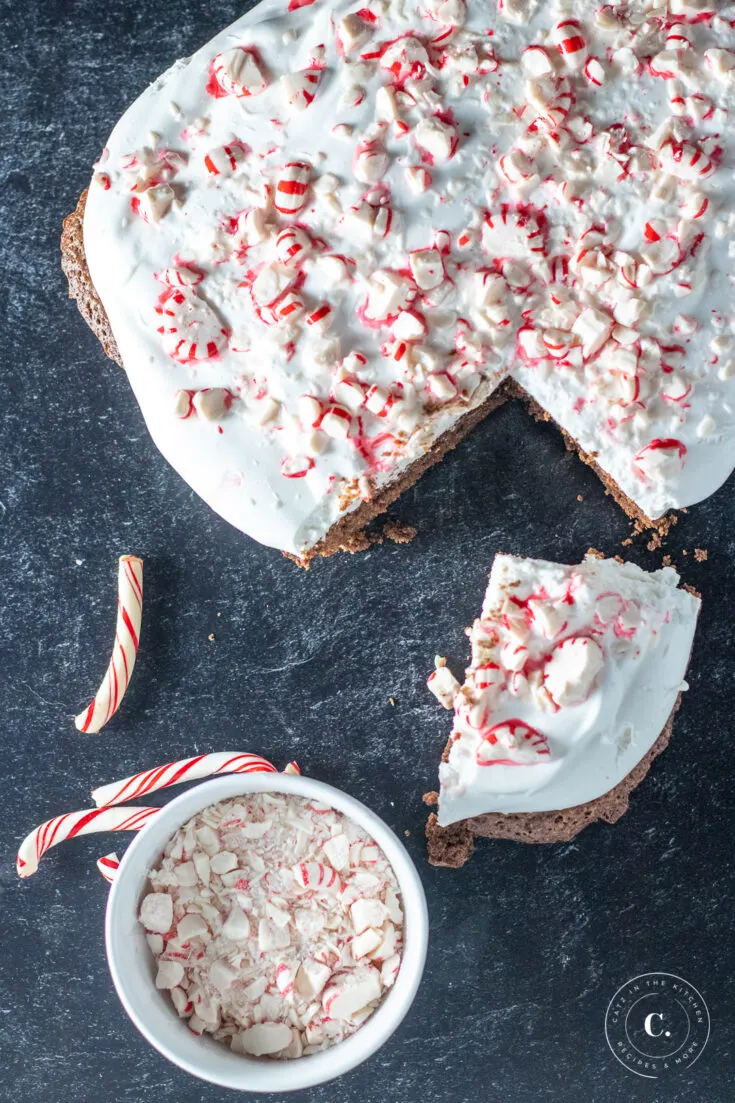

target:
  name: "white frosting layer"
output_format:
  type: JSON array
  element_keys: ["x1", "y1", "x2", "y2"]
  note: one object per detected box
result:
[
  {"x1": 434, "y1": 554, "x2": 700, "y2": 825},
  {"x1": 84, "y1": 0, "x2": 735, "y2": 554}
]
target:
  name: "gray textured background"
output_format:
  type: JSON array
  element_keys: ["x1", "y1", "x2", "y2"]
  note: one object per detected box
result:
[{"x1": 1, "y1": 2, "x2": 733, "y2": 1101}]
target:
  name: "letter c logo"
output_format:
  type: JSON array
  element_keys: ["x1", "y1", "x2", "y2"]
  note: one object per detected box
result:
[{"x1": 645, "y1": 1013, "x2": 664, "y2": 1037}]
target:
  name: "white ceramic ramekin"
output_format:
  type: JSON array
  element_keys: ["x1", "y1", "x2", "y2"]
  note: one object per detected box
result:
[{"x1": 105, "y1": 772, "x2": 429, "y2": 1092}]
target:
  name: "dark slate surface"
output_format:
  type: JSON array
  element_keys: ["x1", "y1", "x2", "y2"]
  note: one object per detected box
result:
[{"x1": 0, "y1": 3, "x2": 733, "y2": 1101}]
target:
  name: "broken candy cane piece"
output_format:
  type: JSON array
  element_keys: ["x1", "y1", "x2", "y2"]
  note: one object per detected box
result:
[
  {"x1": 282, "y1": 68, "x2": 322, "y2": 111},
  {"x1": 354, "y1": 139, "x2": 389, "y2": 184},
  {"x1": 336, "y1": 12, "x2": 374, "y2": 55},
  {"x1": 156, "y1": 287, "x2": 230, "y2": 363},
  {"x1": 238, "y1": 1022, "x2": 293, "y2": 1057},
  {"x1": 475, "y1": 720, "x2": 551, "y2": 766},
  {"x1": 16, "y1": 805, "x2": 158, "y2": 878},
  {"x1": 140, "y1": 891, "x2": 174, "y2": 933},
  {"x1": 413, "y1": 115, "x2": 458, "y2": 164},
  {"x1": 157, "y1": 263, "x2": 204, "y2": 288},
  {"x1": 275, "y1": 226, "x2": 312, "y2": 266},
  {"x1": 210, "y1": 47, "x2": 269, "y2": 98},
  {"x1": 274, "y1": 161, "x2": 311, "y2": 215},
  {"x1": 97, "y1": 852, "x2": 121, "y2": 884},
  {"x1": 292, "y1": 861, "x2": 340, "y2": 892},
  {"x1": 553, "y1": 19, "x2": 587, "y2": 69},
  {"x1": 75, "y1": 555, "x2": 144, "y2": 734},
  {"x1": 543, "y1": 636, "x2": 604, "y2": 707},
  {"x1": 427, "y1": 656, "x2": 460, "y2": 709},
  {"x1": 633, "y1": 438, "x2": 687, "y2": 482},
  {"x1": 131, "y1": 184, "x2": 174, "y2": 224},
  {"x1": 322, "y1": 967, "x2": 382, "y2": 1020},
  {"x1": 658, "y1": 142, "x2": 715, "y2": 181},
  {"x1": 204, "y1": 141, "x2": 248, "y2": 176},
  {"x1": 482, "y1": 206, "x2": 546, "y2": 260},
  {"x1": 91, "y1": 751, "x2": 277, "y2": 807}
]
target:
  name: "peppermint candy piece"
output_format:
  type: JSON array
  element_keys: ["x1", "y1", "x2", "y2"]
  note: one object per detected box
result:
[
  {"x1": 204, "y1": 141, "x2": 248, "y2": 177},
  {"x1": 475, "y1": 720, "x2": 551, "y2": 766},
  {"x1": 543, "y1": 636, "x2": 604, "y2": 708},
  {"x1": 210, "y1": 47, "x2": 269, "y2": 98},
  {"x1": 282, "y1": 68, "x2": 322, "y2": 111},
  {"x1": 482, "y1": 205, "x2": 546, "y2": 260},
  {"x1": 633, "y1": 438, "x2": 687, "y2": 482},
  {"x1": 275, "y1": 226, "x2": 312, "y2": 267},
  {"x1": 156, "y1": 288, "x2": 230, "y2": 363},
  {"x1": 274, "y1": 161, "x2": 311, "y2": 215}
]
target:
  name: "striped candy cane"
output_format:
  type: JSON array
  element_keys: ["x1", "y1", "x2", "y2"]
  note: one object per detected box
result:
[
  {"x1": 75, "y1": 555, "x2": 143, "y2": 734},
  {"x1": 91, "y1": 751, "x2": 278, "y2": 808},
  {"x1": 16, "y1": 806, "x2": 158, "y2": 878},
  {"x1": 97, "y1": 852, "x2": 121, "y2": 884}
]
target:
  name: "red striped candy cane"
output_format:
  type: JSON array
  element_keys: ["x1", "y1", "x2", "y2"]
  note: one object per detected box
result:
[
  {"x1": 75, "y1": 555, "x2": 143, "y2": 734},
  {"x1": 16, "y1": 806, "x2": 158, "y2": 878},
  {"x1": 91, "y1": 751, "x2": 278, "y2": 808},
  {"x1": 97, "y1": 852, "x2": 121, "y2": 884}
]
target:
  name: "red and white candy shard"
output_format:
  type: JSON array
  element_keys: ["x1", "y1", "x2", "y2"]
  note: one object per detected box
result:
[
  {"x1": 475, "y1": 720, "x2": 551, "y2": 766},
  {"x1": 75, "y1": 555, "x2": 143, "y2": 735},
  {"x1": 211, "y1": 48, "x2": 269, "y2": 97},
  {"x1": 204, "y1": 141, "x2": 248, "y2": 176},
  {"x1": 274, "y1": 161, "x2": 311, "y2": 215},
  {"x1": 97, "y1": 851, "x2": 121, "y2": 884},
  {"x1": 282, "y1": 68, "x2": 322, "y2": 111},
  {"x1": 138, "y1": 793, "x2": 403, "y2": 1056},
  {"x1": 432, "y1": 553, "x2": 700, "y2": 825},
  {"x1": 156, "y1": 289, "x2": 230, "y2": 363},
  {"x1": 83, "y1": 0, "x2": 735, "y2": 557},
  {"x1": 543, "y1": 636, "x2": 604, "y2": 707}
]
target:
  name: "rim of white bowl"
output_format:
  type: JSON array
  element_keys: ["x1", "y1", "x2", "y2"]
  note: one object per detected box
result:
[{"x1": 105, "y1": 772, "x2": 429, "y2": 1093}]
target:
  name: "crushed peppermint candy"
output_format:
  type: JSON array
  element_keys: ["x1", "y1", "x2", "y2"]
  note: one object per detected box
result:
[
  {"x1": 85, "y1": 0, "x2": 735, "y2": 558},
  {"x1": 430, "y1": 553, "x2": 700, "y2": 826},
  {"x1": 139, "y1": 794, "x2": 403, "y2": 1058}
]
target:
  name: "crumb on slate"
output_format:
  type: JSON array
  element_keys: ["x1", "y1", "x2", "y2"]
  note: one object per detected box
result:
[
  {"x1": 694, "y1": 548, "x2": 708, "y2": 562},
  {"x1": 208, "y1": 633, "x2": 215, "y2": 641},
  {"x1": 577, "y1": 494, "x2": 583, "y2": 502},
  {"x1": 388, "y1": 696, "x2": 396, "y2": 707},
  {"x1": 382, "y1": 519, "x2": 417, "y2": 545}
]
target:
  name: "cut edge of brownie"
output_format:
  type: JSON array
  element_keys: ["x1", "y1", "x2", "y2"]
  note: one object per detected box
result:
[
  {"x1": 61, "y1": 190, "x2": 122, "y2": 368},
  {"x1": 423, "y1": 696, "x2": 681, "y2": 867},
  {"x1": 61, "y1": 191, "x2": 674, "y2": 563}
]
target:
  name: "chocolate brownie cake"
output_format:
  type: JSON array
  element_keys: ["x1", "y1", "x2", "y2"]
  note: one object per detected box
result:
[
  {"x1": 424, "y1": 553, "x2": 700, "y2": 866},
  {"x1": 63, "y1": 1, "x2": 735, "y2": 561}
]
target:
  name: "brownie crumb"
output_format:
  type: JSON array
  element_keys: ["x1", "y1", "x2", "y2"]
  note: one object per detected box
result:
[
  {"x1": 586, "y1": 547, "x2": 605, "y2": 560},
  {"x1": 621, "y1": 537, "x2": 633, "y2": 547},
  {"x1": 577, "y1": 494, "x2": 584, "y2": 502},
  {"x1": 662, "y1": 555, "x2": 673, "y2": 567},
  {"x1": 694, "y1": 548, "x2": 708, "y2": 562},
  {"x1": 382, "y1": 519, "x2": 418, "y2": 545}
]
